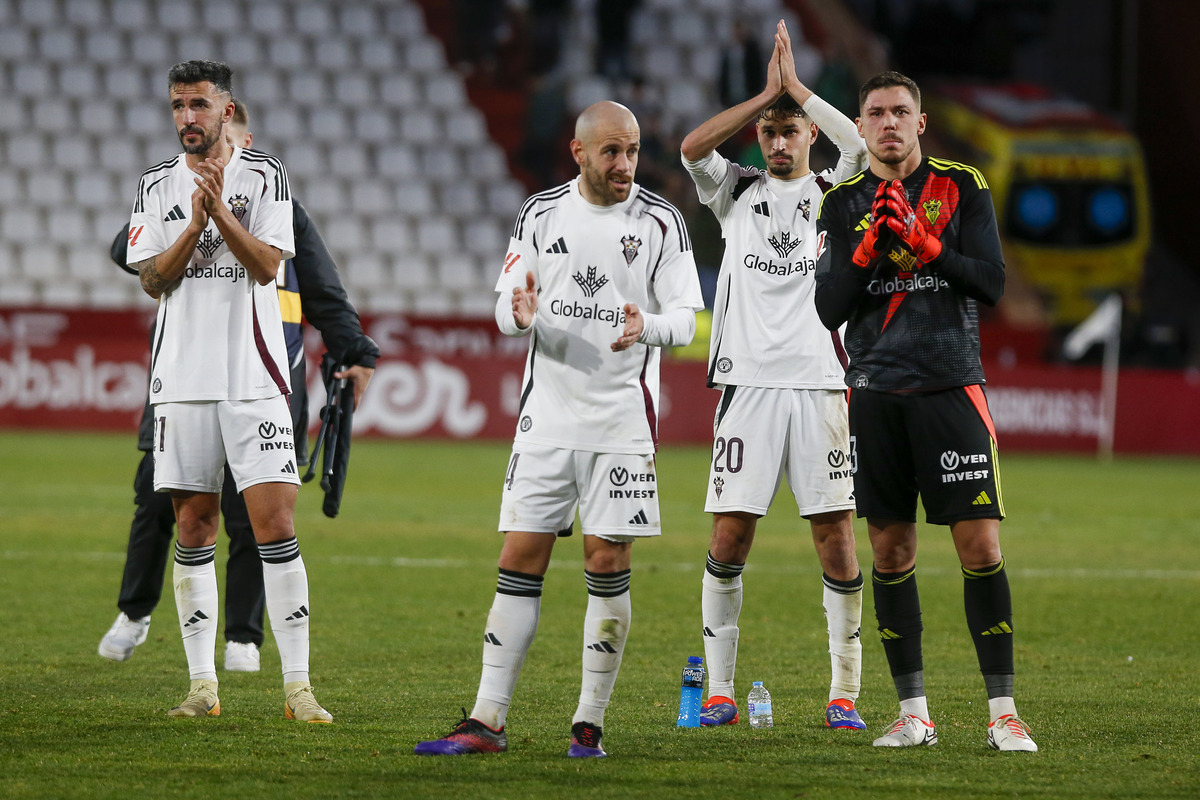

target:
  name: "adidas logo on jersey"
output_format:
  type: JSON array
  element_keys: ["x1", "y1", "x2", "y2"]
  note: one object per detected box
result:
[
  {"x1": 545, "y1": 237, "x2": 569, "y2": 254},
  {"x1": 163, "y1": 204, "x2": 186, "y2": 222},
  {"x1": 281, "y1": 461, "x2": 296, "y2": 474},
  {"x1": 628, "y1": 509, "x2": 649, "y2": 525},
  {"x1": 973, "y1": 491, "x2": 992, "y2": 505},
  {"x1": 752, "y1": 201, "x2": 770, "y2": 217}
]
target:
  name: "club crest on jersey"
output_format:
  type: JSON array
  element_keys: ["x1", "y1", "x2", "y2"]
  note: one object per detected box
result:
[
  {"x1": 228, "y1": 193, "x2": 249, "y2": 222},
  {"x1": 922, "y1": 198, "x2": 942, "y2": 225},
  {"x1": 799, "y1": 198, "x2": 812, "y2": 221},
  {"x1": 767, "y1": 231, "x2": 801, "y2": 260},
  {"x1": 572, "y1": 266, "x2": 609, "y2": 297},
  {"x1": 196, "y1": 229, "x2": 225, "y2": 259},
  {"x1": 620, "y1": 234, "x2": 642, "y2": 266},
  {"x1": 712, "y1": 476, "x2": 724, "y2": 499}
]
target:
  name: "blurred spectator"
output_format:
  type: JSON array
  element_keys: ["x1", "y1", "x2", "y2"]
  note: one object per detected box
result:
[
  {"x1": 595, "y1": 0, "x2": 640, "y2": 81},
  {"x1": 718, "y1": 21, "x2": 765, "y2": 107},
  {"x1": 526, "y1": 0, "x2": 571, "y2": 78}
]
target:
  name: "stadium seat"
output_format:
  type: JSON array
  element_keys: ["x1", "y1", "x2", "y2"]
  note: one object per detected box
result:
[
  {"x1": 73, "y1": 173, "x2": 117, "y2": 211},
  {"x1": 383, "y1": 3, "x2": 426, "y2": 38},
  {"x1": 37, "y1": 29, "x2": 78, "y2": 63},
  {"x1": 400, "y1": 110, "x2": 441, "y2": 145},
  {"x1": 268, "y1": 37, "x2": 308, "y2": 69},
  {"x1": 339, "y1": 4, "x2": 378, "y2": 37},
  {"x1": 393, "y1": 252, "x2": 438, "y2": 291},
  {"x1": 176, "y1": 33, "x2": 220, "y2": 65},
  {"x1": 294, "y1": 2, "x2": 335, "y2": 36},
  {"x1": 380, "y1": 73, "x2": 421, "y2": 107},
  {"x1": 369, "y1": 218, "x2": 413, "y2": 253},
  {"x1": 104, "y1": 66, "x2": 145, "y2": 98},
  {"x1": 201, "y1": 0, "x2": 243, "y2": 33},
  {"x1": 13, "y1": 63, "x2": 54, "y2": 97},
  {"x1": 417, "y1": 218, "x2": 458, "y2": 253},
  {"x1": 348, "y1": 178, "x2": 393, "y2": 213},
  {"x1": 4, "y1": 208, "x2": 45, "y2": 246},
  {"x1": 242, "y1": 72, "x2": 284, "y2": 106},
  {"x1": 0, "y1": 169, "x2": 23, "y2": 204},
  {"x1": 421, "y1": 147, "x2": 461, "y2": 180},
  {"x1": 309, "y1": 106, "x2": 350, "y2": 143},
  {"x1": 433, "y1": 253, "x2": 482, "y2": 291},
  {"x1": 440, "y1": 183, "x2": 484, "y2": 217},
  {"x1": 8, "y1": 133, "x2": 49, "y2": 168},
  {"x1": 353, "y1": 109, "x2": 392, "y2": 144},
  {"x1": 27, "y1": 170, "x2": 69, "y2": 208},
  {"x1": 0, "y1": 278, "x2": 39, "y2": 306},
  {"x1": 18, "y1": 0, "x2": 58, "y2": 25},
  {"x1": 110, "y1": 0, "x2": 152, "y2": 30},
  {"x1": 247, "y1": 0, "x2": 287, "y2": 35},
  {"x1": 49, "y1": 210, "x2": 91, "y2": 247},
  {"x1": 0, "y1": 28, "x2": 30, "y2": 61},
  {"x1": 57, "y1": 64, "x2": 101, "y2": 99},
  {"x1": 316, "y1": 39, "x2": 355, "y2": 71},
  {"x1": 263, "y1": 105, "x2": 305, "y2": 141},
  {"x1": 64, "y1": 0, "x2": 106, "y2": 27},
  {"x1": 360, "y1": 39, "x2": 400, "y2": 72},
  {"x1": 296, "y1": 178, "x2": 346, "y2": 215},
  {"x1": 32, "y1": 98, "x2": 74, "y2": 134},
  {"x1": 21, "y1": 243, "x2": 68, "y2": 280},
  {"x1": 84, "y1": 30, "x2": 124, "y2": 65},
  {"x1": 155, "y1": 0, "x2": 197, "y2": 29},
  {"x1": 98, "y1": 139, "x2": 144, "y2": 174},
  {"x1": 404, "y1": 39, "x2": 447, "y2": 74},
  {"x1": 414, "y1": 287, "x2": 459, "y2": 316},
  {"x1": 343, "y1": 252, "x2": 392, "y2": 291},
  {"x1": 423, "y1": 74, "x2": 467, "y2": 110}
]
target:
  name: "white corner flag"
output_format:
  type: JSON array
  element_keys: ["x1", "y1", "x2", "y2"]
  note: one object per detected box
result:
[{"x1": 1063, "y1": 293, "x2": 1122, "y2": 459}]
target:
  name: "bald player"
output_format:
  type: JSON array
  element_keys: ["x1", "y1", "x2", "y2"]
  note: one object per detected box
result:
[{"x1": 415, "y1": 101, "x2": 704, "y2": 759}]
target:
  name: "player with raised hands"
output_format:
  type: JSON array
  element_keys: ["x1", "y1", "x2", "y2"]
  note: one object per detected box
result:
[{"x1": 680, "y1": 19, "x2": 870, "y2": 732}]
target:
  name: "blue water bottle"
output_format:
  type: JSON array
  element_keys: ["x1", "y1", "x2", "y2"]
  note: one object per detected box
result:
[{"x1": 676, "y1": 656, "x2": 704, "y2": 727}]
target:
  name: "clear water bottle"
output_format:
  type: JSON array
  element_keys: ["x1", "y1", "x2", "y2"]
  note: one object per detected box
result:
[
  {"x1": 747, "y1": 681, "x2": 773, "y2": 728},
  {"x1": 676, "y1": 656, "x2": 704, "y2": 727}
]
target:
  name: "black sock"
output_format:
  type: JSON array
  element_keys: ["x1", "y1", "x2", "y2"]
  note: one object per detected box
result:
[
  {"x1": 873, "y1": 566, "x2": 924, "y2": 681},
  {"x1": 963, "y1": 559, "x2": 1015, "y2": 694}
]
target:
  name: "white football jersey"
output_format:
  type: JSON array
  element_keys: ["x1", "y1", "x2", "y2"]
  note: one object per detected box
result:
[
  {"x1": 128, "y1": 147, "x2": 295, "y2": 403},
  {"x1": 685, "y1": 96, "x2": 865, "y2": 389},
  {"x1": 496, "y1": 178, "x2": 704, "y2": 454}
]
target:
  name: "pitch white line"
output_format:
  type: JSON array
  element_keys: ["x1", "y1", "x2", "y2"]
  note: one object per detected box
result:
[{"x1": 3, "y1": 550, "x2": 1200, "y2": 580}]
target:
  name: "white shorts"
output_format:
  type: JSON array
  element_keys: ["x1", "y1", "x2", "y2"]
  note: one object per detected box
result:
[
  {"x1": 498, "y1": 444, "x2": 661, "y2": 542},
  {"x1": 705, "y1": 386, "x2": 855, "y2": 517},
  {"x1": 151, "y1": 396, "x2": 301, "y2": 494}
]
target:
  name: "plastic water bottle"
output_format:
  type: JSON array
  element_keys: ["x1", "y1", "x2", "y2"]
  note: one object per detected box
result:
[
  {"x1": 747, "y1": 681, "x2": 773, "y2": 728},
  {"x1": 676, "y1": 656, "x2": 704, "y2": 727}
]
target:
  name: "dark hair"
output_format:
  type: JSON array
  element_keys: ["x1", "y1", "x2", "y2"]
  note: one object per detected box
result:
[
  {"x1": 759, "y1": 93, "x2": 809, "y2": 123},
  {"x1": 230, "y1": 97, "x2": 249, "y2": 127},
  {"x1": 858, "y1": 70, "x2": 921, "y2": 112},
  {"x1": 167, "y1": 60, "x2": 234, "y2": 95}
]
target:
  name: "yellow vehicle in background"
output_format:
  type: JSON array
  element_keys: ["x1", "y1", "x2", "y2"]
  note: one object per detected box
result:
[{"x1": 926, "y1": 83, "x2": 1151, "y2": 324}]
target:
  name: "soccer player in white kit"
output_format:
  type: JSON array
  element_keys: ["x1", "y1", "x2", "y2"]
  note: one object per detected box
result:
[
  {"x1": 415, "y1": 100, "x2": 704, "y2": 758},
  {"x1": 127, "y1": 60, "x2": 331, "y2": 722},
  {"x1": 680, "y1": 21, "x2": 870, "y2": 730}
]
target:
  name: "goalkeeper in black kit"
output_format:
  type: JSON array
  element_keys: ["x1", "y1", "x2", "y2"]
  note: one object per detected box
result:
[{"x1": 814, "y1": 71, "x2": 1037, "y2": 752}]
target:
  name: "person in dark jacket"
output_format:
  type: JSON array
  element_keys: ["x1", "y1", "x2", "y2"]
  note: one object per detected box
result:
[{"x1": 99, "y1": 99, "x2": 378, "y2": 672}]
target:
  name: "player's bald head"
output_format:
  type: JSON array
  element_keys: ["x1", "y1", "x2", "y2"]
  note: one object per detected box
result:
[{"x1": 574, "y1": 101, "x2": 639, "y2": 145}]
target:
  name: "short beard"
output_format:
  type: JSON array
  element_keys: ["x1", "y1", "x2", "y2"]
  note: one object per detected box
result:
[
  {"x1": 179, "y1": 126, "x2": 222, "y2": 157},
  {"x1": 767, "y1": 161, "x2": 793, "y2": 177}
]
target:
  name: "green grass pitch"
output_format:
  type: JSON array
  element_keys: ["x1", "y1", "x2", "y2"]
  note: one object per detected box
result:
[{"x1": 1, "y1": 430, "x2": 1198, "y2": 798}]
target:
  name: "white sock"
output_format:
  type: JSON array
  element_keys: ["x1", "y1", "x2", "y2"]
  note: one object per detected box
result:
[
  {"x1": 472, "y1": 570, "x2": 543, "y2": 730},
  {"x1": 988, "y1": 696, "x2": 1018, "y2": 721},
  {"x1": 259, "y1": 538, "x2": 310, "y2": 685},
  {"x1": 573, "y1": 571, "x2": 632, "y2": 727},
  {"x1": 701, "y1": 567, "x2": 742, "y2": 700},
  {"x1": 900, "y1": 696, "x2": 931, "y2": 722},
  {"x1": 823, "y1": 573, "x2": 864, "y2": 702},
  {"x1": 173, "y1": 543, "x2": 218, "y2": 681}
]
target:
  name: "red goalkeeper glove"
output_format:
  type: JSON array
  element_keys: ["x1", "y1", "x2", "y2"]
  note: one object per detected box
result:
[
  {"x1": 852, "y1": 182, "x2": 892, "y2": 268},
  {"x1": 882, "y1": 179, "x2": 942, "y2": 266}
]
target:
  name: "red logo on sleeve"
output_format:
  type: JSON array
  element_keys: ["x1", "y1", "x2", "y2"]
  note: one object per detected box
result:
[
  {"x1": 503, "y1": 252, "x2": 520, "y2": 274},
  {"x1": 128, "y1": 225, "x2": 144, "y2": 247},
  {"x1": 815, "y1": 230, "x2": 827, "y2": 260}
]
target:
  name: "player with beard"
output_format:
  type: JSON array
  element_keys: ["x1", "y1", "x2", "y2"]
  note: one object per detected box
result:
[
  {"x1": 815, "y1": 71, "x2": 1037, "y2": 751},
  {"x1": 127, "y1": 60, "x2": 330, "y2": 723},
  {"x1": 679, "y1": 19, "x2": 869, "y2": 731},
  {"x1": 415, "y1": 101, "x2": 703, "y2": 758}
]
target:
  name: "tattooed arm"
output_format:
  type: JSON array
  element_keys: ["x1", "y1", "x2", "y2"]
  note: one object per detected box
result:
[{"x1": 137, "y1": 188, "x2": 207, "y2": 299}]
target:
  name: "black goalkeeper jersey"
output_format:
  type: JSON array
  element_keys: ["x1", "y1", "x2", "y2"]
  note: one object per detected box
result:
[{"x1": 814, "y1": 157, "x2": 1004, "y2": 392}]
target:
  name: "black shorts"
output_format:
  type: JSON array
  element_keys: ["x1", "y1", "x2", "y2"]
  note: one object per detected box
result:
[{"x1": 848, "y1": 385, "x2": 1004, "y2": 525}]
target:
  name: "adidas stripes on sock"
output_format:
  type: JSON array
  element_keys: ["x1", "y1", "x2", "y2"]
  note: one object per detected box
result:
[
  {"x1": 873, "y1": 566, "x2": 925, "y2": 701},
  {"x1": 574, "y1": 570, "x2": 632, "y2": 727},
  {"x1": 259, "y1": 537, "x2": 310, "y2": 685},
  {"x1": 472, "y1": 568, "x2": 543, "y2": 730},
  {"x1": 823, "y1": 571, "x2": 864, "y2": 702},
  {"x1": 963, "y1": 559, "x2": 1016, "y2": 700},
  {"x1": 174, "y1": 542, "x2": 218, "y2": 681},
  {"x1": 701, "y1": 553, "x2": 744, "y2": 700}
]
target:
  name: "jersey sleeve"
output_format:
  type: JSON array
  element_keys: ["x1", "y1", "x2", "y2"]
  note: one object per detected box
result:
[
  {"x1": 126, "y1": 173, "x2": 168, "y2": 266},
  {"x1": 814, "y1": 186, "x2": 872, "y2": 330},
  {"x1": 681, "y1": 150, "x2": 749, "y2": 224},
  {"x1": 493, "y1": 198, "x2": 542, "y2": 336},
  {"x1": 649, "y1": 205, "x2": 705, "y2": 314},
  {"x1": 803, "y1": 93, "x2": 867, "y2": 185},
  {"x1": 931, "y1": 180, "x2": 1005, "y2": 306},
  {"x1": 249, "y1": 157, "x2": 295, "y2": 260}
]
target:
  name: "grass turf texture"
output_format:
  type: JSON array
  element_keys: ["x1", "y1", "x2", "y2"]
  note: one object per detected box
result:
[{"x1": 1, "y1": 430, "x2": 1198, "y2": 799}]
